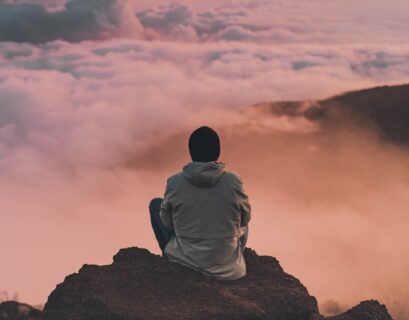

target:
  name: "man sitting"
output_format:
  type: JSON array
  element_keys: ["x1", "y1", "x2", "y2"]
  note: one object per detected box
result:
[{"x1": 149, "y1": 126, "x2": 251, "y2": 280}]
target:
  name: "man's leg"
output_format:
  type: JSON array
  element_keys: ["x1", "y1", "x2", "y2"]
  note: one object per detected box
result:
[
  {"x1": 239, "y1": 225, "x2": 249, "y2": 252},
  {"x1": 149, "y1": 198, "x2": 174, "y2": 253}
]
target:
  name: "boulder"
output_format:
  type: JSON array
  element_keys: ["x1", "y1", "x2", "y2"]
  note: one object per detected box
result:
[
  {"x1": 328, "y1": 300, "x2": 393, "y2": 320},
  {"x1": 0, "y1": 301, "x2": 41, "y2": 320}
]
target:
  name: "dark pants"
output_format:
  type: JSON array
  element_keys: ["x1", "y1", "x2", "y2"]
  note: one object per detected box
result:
[
  {"x1": 149, "y1": 198, "x2": 249, "y2": 253},
  {"x1": 149, "y1": 198, "x2": 174, "y2": 252}
]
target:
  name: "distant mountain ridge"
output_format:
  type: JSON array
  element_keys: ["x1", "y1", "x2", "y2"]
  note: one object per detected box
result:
[{"x1": 260, "y1": 83, "x2": 409, "y2": 144}]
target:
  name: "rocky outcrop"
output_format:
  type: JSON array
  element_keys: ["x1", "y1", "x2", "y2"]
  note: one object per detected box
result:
[
  {"x1": 42, "y1": 247, "x2": 320, "y2": 320},
  {"x1": 0, "y1": 301, "x2": 41, "y2": 320},
  {"x1": 328, "y1": 300, "x2": 393, "y2": 320},
  {"x1": 40, "y1": 247, "x2": 394, "y2": 320}
]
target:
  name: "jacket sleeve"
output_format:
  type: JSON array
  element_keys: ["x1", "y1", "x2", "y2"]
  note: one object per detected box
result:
[
  {"x1": 159, "y1": 177, "x2": 174, "y2": 230},
  {"x1": 233, "y1": 175, "x2": 251, "y2": 227}
]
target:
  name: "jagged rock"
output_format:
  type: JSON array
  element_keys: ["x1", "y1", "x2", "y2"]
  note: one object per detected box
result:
[
  {"x1": 42, "y1": 247, "x2": 320, "y2": 320},
  {"x1": 0, "y1": 301, "x2": 41, "y2": 320},
  {"x1": 327, "y1": 300, "x2": 393, "y2": 320},
  {"x1": 41, "y1": 247, "x2": 394, "y2": 320}
]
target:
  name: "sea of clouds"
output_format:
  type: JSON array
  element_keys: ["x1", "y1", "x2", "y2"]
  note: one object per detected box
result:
[{"x1": 0, "y1": 0, "x2": 409, "y2": 318}]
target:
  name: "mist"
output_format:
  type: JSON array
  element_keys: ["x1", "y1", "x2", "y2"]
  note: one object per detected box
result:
[{"x1": 2, "y1": 113, "x2": 409, "y2": 318}]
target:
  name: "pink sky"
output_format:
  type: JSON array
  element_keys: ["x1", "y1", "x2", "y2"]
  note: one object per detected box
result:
[{"x1": 1, "y1": 0, "x2": 409, "y2": 318}]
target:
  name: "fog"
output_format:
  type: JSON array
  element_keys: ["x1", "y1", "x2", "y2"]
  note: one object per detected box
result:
[{"x1": 1, "y1": 114, "x2": 409, "y2": 318}]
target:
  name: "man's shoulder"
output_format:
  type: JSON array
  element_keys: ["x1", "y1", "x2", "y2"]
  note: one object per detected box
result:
[
  {"x1": 223, "y1": 170, "x2": 243, "y2": 184},
  {"x1": 166, "y1": 172, "x2": 183, "y2": 184}
]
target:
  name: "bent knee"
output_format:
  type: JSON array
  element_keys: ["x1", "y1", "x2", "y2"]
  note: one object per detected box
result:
[{"x1": 149, "y1": 197, "x2": 163, "y2": 213}]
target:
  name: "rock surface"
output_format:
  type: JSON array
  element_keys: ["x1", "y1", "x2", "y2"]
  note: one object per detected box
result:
[
  {"x1": 42, "y1": 247, "x2": 320, "y2": 320},
  {"x1": 0, "y1": 301, "x2": 41, "y2": 320},
  {"x1": 328, "y1": 300, "x2": 393, "y2": 320},
  {"x1": 40, "y1": 247, "x2": 393, "y2": 320}
]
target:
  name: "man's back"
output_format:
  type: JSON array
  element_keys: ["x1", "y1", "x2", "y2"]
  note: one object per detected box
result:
[{"x1": 159, "y1": 161, "x2": 251, "y2": 280}]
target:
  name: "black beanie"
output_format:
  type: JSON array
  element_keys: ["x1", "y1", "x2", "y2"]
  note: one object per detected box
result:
[{"x1": 188, "y1": 126, "x2": 220, "y2": 162}]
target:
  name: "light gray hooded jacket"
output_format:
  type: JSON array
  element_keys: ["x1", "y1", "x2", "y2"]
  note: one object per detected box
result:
[{"x1": 159, "y1": 161, "x2": 251, "y2": 280}]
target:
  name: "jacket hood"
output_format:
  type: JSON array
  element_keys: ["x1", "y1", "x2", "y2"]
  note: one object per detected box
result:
[{"x1": 182, "y1": 161, "x2": 226, "y2": 188}]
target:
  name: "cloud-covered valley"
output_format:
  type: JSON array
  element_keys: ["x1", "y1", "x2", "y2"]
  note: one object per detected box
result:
[{"x1": 0, "y1": 1, "x2": 409, "y2": 319}]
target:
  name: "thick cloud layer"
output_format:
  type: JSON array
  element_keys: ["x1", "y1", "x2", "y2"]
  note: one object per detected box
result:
[
  {"x1": 1, "y1": 0, "x2": 409, "y2": 44},
  {"x1": 0, "y1": 1, "x2": 409, "y2": 319},
  {"x1": 1, "y1": 39, "x2": 409, "y2": 180},
  {"x1": 157, "y1": 0, "x2": 404, "y2": 45},
  {"x1": 0, "y1": 0, "x2": 142, "y2": 43}
]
